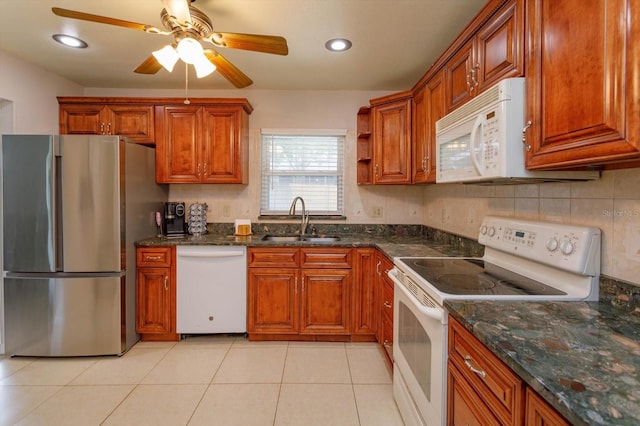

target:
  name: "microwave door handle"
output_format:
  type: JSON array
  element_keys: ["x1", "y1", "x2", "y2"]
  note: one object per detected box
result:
[{"x1": 469, "y1": 115, "x2": 484, "y2": 175}]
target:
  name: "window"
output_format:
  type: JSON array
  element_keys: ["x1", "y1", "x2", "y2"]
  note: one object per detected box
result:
[{"x1": 261, "y1": 129, "x2": 345, "y2": 216}]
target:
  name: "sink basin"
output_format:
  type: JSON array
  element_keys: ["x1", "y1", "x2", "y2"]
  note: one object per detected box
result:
[
  {"x1": 261, "y1": 235, "x2": 302, "y2": 242},
  {"x1": 260, "y1": 234, "x2": 341, "y2": 243},
  {"x1": 301, "y1": 236, "x2": 341, "y2": 242}
]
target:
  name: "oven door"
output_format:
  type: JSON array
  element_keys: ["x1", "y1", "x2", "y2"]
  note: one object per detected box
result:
[{"x1": 389, "y1": 268, "x2": 447, "y2": 426}]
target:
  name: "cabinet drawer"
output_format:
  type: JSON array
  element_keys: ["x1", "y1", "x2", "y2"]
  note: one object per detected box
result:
[
  {"x1": 248, "y1": 248, "x2": 299, "y2": 268},
  {"x1": 137, "y1": 247, "x2": 172, "y2": 267},
  {"x1": 449, "y1": 319, "x2": 524, "y2": 425},
  {"x1": 301, "y1": 248, "x2": 352, "y2": 268}
]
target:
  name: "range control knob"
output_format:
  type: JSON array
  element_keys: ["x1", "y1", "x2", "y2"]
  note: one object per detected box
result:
[
  {"x1": 488, "y1": 226, "x2": 496, "y2": 237},
  {"x1": 480, "y1": 225, "x2": 488, "y2": 235},
  {"x1": 560, "y1": 240, "x2": 575, "y2": 255},
  {"x1": 546, "y1": 238, "x2": 559, "y2": 252}
]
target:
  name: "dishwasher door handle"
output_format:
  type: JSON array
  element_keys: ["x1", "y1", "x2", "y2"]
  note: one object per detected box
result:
[{"x1": 177, "y1": 250, "x2": 245, "y2": 258}]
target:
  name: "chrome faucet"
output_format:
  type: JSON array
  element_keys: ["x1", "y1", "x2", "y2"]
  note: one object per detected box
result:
[{"x1": 289, "y1": 196, "x2": 309, "y2": 235}]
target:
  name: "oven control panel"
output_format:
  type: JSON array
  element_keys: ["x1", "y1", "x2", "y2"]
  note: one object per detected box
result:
[{"x1": 479, "y1": 216, "x2": 601, "y2": 276}]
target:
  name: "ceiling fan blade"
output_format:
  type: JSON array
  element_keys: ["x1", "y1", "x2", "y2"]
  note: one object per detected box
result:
[
  {"x1": 161, "y1": 0, "x2": 191, "y2": 24},
  {"x1": 133, "y1": 55, "x2": 163, "y2": 74},
  {"x1": 51, "y1": 7, "x2": 165, "y2": 33},
  {"x1": 210, "y1": 33, "x2": 289, "y2": 56},
  {"x1": 204, "y1": 50, "x2": 253, "y2": 88}
]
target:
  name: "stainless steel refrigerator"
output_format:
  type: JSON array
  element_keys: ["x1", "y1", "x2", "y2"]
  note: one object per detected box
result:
[{"x1": 2, "y1": 135, "x2": 167, "y2": 356}]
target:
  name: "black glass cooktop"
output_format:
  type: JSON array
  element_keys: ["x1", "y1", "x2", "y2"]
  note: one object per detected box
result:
[{"x1": 398, "y1": 258, "x2": 566, "y2": 296}]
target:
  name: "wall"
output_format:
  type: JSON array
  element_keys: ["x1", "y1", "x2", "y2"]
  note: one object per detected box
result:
[
  {"x1": 422, "y1": 170, "x2": 640, "y2": 286},
  {"x1": 86, "y1": 87, "x2": 426, "y2": 225}
]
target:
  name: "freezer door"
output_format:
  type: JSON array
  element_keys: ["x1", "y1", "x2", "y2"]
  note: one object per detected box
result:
[
  {"x1": 3, "y1": 275, "x2": 123, "y2": 356},
  {"x1": 60, "y1": 135, "x2": 121, "y2": 272},
  {"x1": 2, "y1": 135, "x2": 56, "y2": 272}
]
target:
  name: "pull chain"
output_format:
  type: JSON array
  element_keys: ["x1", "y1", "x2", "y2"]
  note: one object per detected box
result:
[{"x1": 184, "y1": 63, "x2": 191, "y2": 105}]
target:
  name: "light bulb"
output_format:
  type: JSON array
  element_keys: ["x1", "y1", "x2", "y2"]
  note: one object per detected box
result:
[
  {"x1": 152, "y1": 45, "x2": 179, "y2": 72},
  {"x1": 176, "y1": 38, "x2": 204, "y2": 64},
  {"x1": 194, "y1": 55, "x2": 216, "y2": 78}
]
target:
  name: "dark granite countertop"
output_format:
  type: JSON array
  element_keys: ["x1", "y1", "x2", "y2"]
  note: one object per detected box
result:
[
  {"x1": 135, "y1": 233, "x2": 469, "y2": 259},
  {"x1": 446, "y1": 300, "x2": 640, "y2": 425}
]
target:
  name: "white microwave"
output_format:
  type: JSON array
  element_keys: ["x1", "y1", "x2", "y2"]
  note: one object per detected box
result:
[{"x1": 435, "y1": 78, "x2": 599, "y2": 184}]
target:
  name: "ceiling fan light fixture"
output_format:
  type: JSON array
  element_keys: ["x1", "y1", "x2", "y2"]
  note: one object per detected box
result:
[
  {"x1": 325, "y1": 38, "x2": 352, "y2": 52},
  {"x1": 177, "y1": 37, "x2": 205, "y2": 64},
  {"x1": 194, "y1": 56, "x2": 216, "y2": 78},
  {"x1": 52, "y1": 34, "x2": 88, "y2": 49},
  {"x1": 152, "y1": 45, "x2": 179, "y2": 72}
]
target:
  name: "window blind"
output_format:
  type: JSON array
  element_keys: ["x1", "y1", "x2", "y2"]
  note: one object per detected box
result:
[{"x1": 261, "y1": 130, "x2": 345, "y2": 215}]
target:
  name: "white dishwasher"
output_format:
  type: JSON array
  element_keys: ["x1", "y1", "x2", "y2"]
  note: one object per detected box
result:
[{"x1": 176, "y1": 246, "x2": 247, "y2": 334}]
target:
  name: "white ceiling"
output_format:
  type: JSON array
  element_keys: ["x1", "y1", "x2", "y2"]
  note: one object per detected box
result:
[{"x1": 0, "y1": 0, "x2": 486, "y2": 91}]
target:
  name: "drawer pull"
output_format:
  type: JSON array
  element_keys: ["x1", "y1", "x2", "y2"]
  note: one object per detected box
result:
[
  {"x1": 464, "y1": 355, "x2": 486, "y2": 379},
  {"x1": 144, "y1": 255, "x2": 163, "y2": 261},
  {"x1": 384, "y1": 301, "x2": 392, "y2": 309},
  {"x1": 164, "y1": 276, "x2": 168, "y2": 291}
]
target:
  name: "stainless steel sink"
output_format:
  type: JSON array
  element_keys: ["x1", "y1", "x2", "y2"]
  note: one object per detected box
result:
[
  {"x1": 301, "y1": 236, "x2": 341, "y2": 242},
  {"x1": 260, "y1": 234, "x2": 341, "y2": 242},
  {"x1": 260, "y1": 235, "x2": 302, "y2": 242}
]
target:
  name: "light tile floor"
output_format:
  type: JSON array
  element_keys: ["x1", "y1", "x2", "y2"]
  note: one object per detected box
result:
[{"x1": 0, "y1": 337, "x2": 405, "y2": 425}]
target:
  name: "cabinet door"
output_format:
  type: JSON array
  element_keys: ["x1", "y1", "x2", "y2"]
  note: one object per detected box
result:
[
  {"x1": 525, "y1": 0, "x2": 640, "y2": 169},
  {"x1": 107, "y1": 105, "x2": 155, "y2": 144},
  {"x1": 156, "y1": 105, "x2": 202, "y2": 183},
  {"x1": 373, "y1": 98, "x2": 412, "y2": 184},
  {"x1": 300, "y1": 269, "x2": 351, "y2": 334},
  {"x1": 59, "y1": 104, "x2": 104, "y2": 135},
  {"x1": 476, "y1": 0, "x2": 523, "y2": 91},
  {"x1": 445, "y1": 39, "x2": 475, "y2": 112},
  {"x1": 525, "y1": 388, "x2": 570, "y2": 426},
  {"x1": 136, "y1": 267, "x2": 173, "y2": 334},
  {"x1": 448, "y1": 362, "x2": 500, "y2": 426},
  {"x1": 248, "y1": 268, "x2": 299, "y2": 333},
  {"x1": 352, "y1": 248, "x2": 377, "y2": 338},
  {"x1": 412, "y1": 84, "x2": 430, "y2": 183},
  {"x1": 202, "y1": 106, "x2": 246, "y2": 183},
  {"x1": 425, "y1": 70, "x2": 446, "y2": 182}
]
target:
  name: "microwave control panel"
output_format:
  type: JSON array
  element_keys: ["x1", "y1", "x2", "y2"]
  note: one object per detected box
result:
[{"x1": 481, "y1": 110, "x2": 500, "y2": 171}]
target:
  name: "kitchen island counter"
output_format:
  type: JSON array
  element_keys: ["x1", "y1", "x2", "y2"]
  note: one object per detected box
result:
[{"x1": 446, "y1": 296, "x2": 640, "y2": 425}]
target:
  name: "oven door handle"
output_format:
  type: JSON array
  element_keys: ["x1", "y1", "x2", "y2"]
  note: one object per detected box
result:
[{"x1": 389, "y1": 270, "x2": 445, "y2": 324}]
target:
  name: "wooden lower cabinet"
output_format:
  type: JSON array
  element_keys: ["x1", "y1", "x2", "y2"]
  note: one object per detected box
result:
[
  {"x1": 247, "y1": 247, "x2": 352, "y2": 340},
  {"x1": 448, "y1": 316, "x2": 570, "y2": 425},
  {"x1": 351, "y1": 248, "x2": 378, "y2": 341},
  {"x1": 377, "y1": 252, "x2": 395, "y2": 364},
  {"x1": 136, "y1": 247, "x2": 179, "y2": 341}
]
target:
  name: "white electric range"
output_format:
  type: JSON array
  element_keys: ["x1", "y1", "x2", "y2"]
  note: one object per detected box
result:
[{"x1": 387, "y1": 216, "x2": 601, "y2": 426}]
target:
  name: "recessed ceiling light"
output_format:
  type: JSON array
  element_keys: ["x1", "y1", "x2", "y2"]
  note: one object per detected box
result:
[
  {"x1": 52, "y1": 34, "x2": 88, "y2": 49},
  {"x1": 325, "y1": 38, "x2": 352, "y2": 52}
]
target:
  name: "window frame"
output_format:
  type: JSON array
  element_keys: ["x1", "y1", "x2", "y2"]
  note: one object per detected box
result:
[{"x1": 260, "y1": 128, "x2": 346, "y2": 217}]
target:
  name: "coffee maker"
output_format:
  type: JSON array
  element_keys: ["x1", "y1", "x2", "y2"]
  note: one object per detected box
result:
[{"x1": 162, "y1": 202, "x2": 187, "y2": 236}]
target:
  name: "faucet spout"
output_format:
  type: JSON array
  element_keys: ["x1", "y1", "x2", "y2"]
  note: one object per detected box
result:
[{"x1": 289, "y1": 196, "x2": 309, "y2": 235}]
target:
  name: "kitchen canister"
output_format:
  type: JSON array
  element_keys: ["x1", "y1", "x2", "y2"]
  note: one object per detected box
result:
[{"x1": 188, "y1": 202, "x2": 208, "y2": 236}]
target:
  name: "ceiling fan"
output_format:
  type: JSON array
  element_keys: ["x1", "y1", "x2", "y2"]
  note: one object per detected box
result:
[{"x1": 51, "y1": 0, "x2": 289, "y2": 88}]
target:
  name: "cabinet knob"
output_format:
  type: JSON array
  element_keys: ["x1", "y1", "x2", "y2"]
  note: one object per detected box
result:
[
  {"x1": 384, "y1": 301, "x2": 392, "y2": 309},
  {"x1": 100, "y1": 123, "x2": 104, "y2": 134}
]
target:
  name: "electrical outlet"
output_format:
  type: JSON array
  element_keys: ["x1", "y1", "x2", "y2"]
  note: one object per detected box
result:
[
  {"x1": 222, "y1": 204, "x2": 231, "y2": 217},
  {"x1": 371, "y1": 206, "x2": 383, "y2": 218}
]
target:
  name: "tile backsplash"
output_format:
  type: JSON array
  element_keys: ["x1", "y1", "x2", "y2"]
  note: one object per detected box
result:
[{"x1": 422, "y1": 168, "x2": 640, "y2": 286}]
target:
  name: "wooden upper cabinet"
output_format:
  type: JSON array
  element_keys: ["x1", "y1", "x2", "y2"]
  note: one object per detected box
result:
[
  {"x1": 413, "y1": 69, "x2": 446, "y2": 183},
  {"x1": 371, "y1": 92, "x2": 412, "y2": 184},
  {"x1": 58, "y1": 99, "x2": 155, "y2": 144},
  {"x1": 525, "y1": 0, "x2": 640, "y2": 169},
  {"x1": 156, "y1": 105, "x2": 202, "y2": 183},
  {"x1": 445, "y1": 0, "x2": 524, "y2": 112},
  {"x1": 202, "y1": 106, "x2": 248, "y2": 183},
  {"x1": 155, "y1": 100, "x2": 251, "y2": 184}
]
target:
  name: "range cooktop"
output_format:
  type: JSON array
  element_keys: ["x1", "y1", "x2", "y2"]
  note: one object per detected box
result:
[{"x1": 397, "y1": 257, "x2": 566, "y2": 296}]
